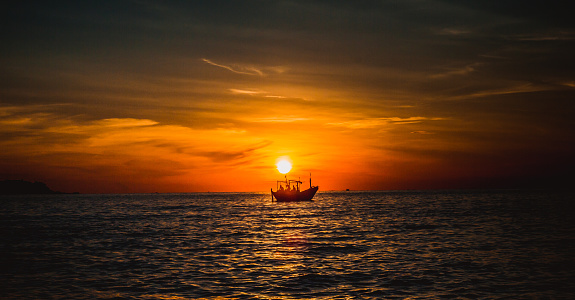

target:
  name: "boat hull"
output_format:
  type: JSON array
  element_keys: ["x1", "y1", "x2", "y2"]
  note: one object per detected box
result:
[{"x1": 272, "y1": 186, "x2": 319, "y2": 202}]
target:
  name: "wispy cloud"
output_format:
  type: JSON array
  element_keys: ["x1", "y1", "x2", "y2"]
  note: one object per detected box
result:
[
  {"x1": 201, "y1": 58, "x2": 264, "y2": 76},
  {"x1": 456, "y1": 83, "x2": 548, "y2": 99},
  {"x1": 228, "y1": 88, "x2": 293, "y2": 100},
  {"x1": 229, "y1": 88, "x2": 264, "y2": 95},
  {"x1": 411, "y1": 130, "x2": 435, "y2": 134},
  {"x1": 327, "y1": 117, "x2": 444, "y2": 129},
  {"x1": 510, "y1": 31, "x2": 575, "y2": 41},
  {"x1": 436, "y1": 27, "x2": 471, "y2": 36},
  {"x1": 429, "y1": 63, "x2": 480, "y2": 79},
  {"x1": 199, "y1": 140, "x2": 272, "y2": 163},
  {"x1": 92, "y1": 118, "x2": 158, "y2": 128},
  {"x1": 250, "y1": 116, "x2": 309, "y2": 123}
]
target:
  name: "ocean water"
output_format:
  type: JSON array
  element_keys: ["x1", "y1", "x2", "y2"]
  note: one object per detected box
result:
[{"x1": 1, "y1": 190, "x2": 574, "y2": 299}]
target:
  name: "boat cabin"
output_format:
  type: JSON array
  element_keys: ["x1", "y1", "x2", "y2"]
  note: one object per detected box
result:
[{"x1": 276, "y1": 179, "x2": 303, "y2": 192}]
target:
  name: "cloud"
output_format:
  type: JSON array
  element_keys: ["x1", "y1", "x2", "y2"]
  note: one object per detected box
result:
[
  {"x1": 249, "y1": 116, "x2": 310, "y2": 123},
  {"x1": 201, "y1": 58, "x2": 264, "y2": 76},
  {"x1": 436, "y1": 28, "x2": 471, "y2": 36},
  {"x1": 199, "y1": 140, "x2": 272, "y2": 163},
  {"x1": 507, "y1": 31, "x2": 575, "y2": 41},
  {"x1": 429, "y1": 63, "x2": 480, "y2": 79},
  {"x1": 229, "y1": 88, "x2": 264, "y2": 95},
  {"x1": 3, "y1": 1, "x2": 574, "y2": 191},
  {"x1": 92, "y1": 118, "x2": 158, "y2": 128},
  {"x1": 327, "y1": 117, "x2": 444, "y2": 129},
  {"x1": 0, "y1": 107, "x2": 269, "y2": 165},
  {"x1": 228, "y1": 88, "x2": 298, "y2": 100},
  {"x1": 201, "y1": 58, "x2": 287, "y2": 77},
  {"x1": 452, "y1": 83, "x2": 548, "y2": 100}
]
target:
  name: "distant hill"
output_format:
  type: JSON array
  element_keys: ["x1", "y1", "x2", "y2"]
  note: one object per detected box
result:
[{"x1": 0, "y1": 180, "x2": 61, "y2": 195}]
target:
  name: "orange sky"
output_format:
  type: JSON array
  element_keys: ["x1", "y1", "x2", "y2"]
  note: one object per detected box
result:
[{"x1": 1, "y1": 1, "x2": 574, "y2": 193}]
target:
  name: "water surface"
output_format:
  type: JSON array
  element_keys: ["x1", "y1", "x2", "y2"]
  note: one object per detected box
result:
[{"x1": 1, "y1": 190, "x2": 574, "y2": 299}]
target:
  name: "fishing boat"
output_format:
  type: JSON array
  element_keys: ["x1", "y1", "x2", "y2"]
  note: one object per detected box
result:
[{"x1": 271, "y1": 176, "x2": 318, "y2": 202}]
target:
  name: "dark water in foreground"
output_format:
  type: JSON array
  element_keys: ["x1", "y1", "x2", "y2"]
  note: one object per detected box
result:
[{"x1": 1, "y1": 190, "x2": 574, "y2": 299}]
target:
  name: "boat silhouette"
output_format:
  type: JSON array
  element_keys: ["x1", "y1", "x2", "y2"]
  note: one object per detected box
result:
[{"x1": 271, "y1": 175, "x2": 318, "y2": 202}]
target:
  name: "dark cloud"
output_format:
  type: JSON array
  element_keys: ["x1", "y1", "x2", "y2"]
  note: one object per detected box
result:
[
  {"x1": 437, "y1": 0, "x2": 575, "y2": 28},
  {"x1": 199, "y1": 141, "x2": 273, "y2": 163},
  {"x1": 2, "y1": 0, "x2": 574, "y2": 191}
]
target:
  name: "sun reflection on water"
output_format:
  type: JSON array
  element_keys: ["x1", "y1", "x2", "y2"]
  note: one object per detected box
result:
[{"x1": 2, "y1": 191, "x2": 572, "y2": 299}]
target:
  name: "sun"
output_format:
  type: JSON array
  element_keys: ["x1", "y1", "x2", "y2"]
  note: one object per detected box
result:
[{"x1": 276, "y1": 159, "x2": 292, "y2": 174}]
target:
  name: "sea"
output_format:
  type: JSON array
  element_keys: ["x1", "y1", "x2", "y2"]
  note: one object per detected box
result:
[{"x1": 1, "y1": 190, "x2": 574, "y2": 299}]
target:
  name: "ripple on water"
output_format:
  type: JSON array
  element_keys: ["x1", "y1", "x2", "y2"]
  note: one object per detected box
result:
[{"x1": 1, "y1": 190, "x2": 574, "y2": 299}]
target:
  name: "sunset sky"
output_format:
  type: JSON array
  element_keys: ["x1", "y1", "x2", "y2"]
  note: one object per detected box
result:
[{"x1": 2, "y1": 1, "x2": 574, "y2": 193}]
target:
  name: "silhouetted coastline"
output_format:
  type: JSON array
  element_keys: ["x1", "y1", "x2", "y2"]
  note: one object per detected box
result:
[{"x1": 0, "y1": 180, "x2": 74, "y2": 195}]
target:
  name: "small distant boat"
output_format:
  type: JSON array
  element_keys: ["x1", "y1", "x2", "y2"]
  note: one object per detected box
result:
[{"x1": 271, "y1": 175, "x2": 318, "y2": 202}]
